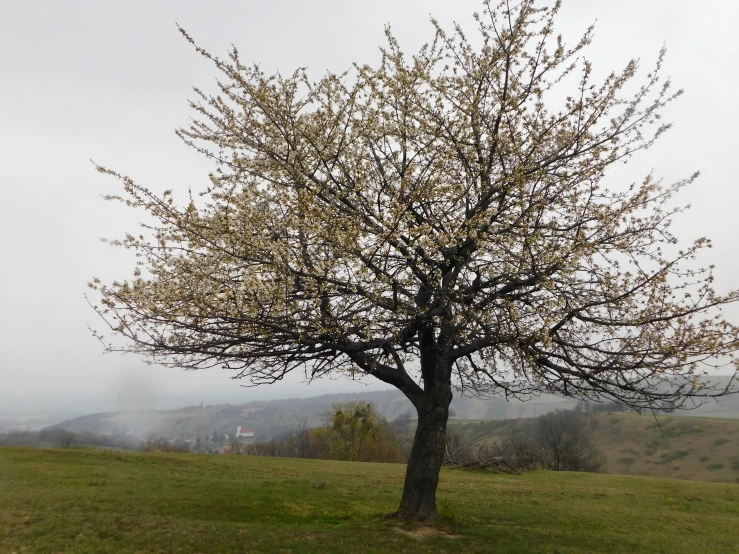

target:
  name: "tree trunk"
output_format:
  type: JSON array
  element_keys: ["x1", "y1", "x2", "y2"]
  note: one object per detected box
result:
[{"x1": 393, "y1": 385, "x2": 452, "y2": 520}]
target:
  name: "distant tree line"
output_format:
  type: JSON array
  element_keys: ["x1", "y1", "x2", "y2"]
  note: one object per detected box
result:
[
  {"x1": 138, "y1": 437, "x2": 191, "y2": 453},
  {"x1": 0, "y1": 401, "x2": 620, "y2": 469},
  {"x1": 224, "y1": 402, "x2": 413, "y2": 463},
  {"x1": 0, "y1": 429, "x2": 139, "y2": 450},
  {"x1": 575, "y1": 400, "x2": 637, "y2": 415},
  {"x1": 446, "y1": 408, "x2": 605, "y2": 473},
  {"x1": 0, "y1": 427, "x2": 248, "y2": 454}
]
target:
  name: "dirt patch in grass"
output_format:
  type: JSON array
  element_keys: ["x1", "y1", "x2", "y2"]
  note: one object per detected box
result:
[{"x1": 394, "y1": 526, "x2": 461, "y2": 540}]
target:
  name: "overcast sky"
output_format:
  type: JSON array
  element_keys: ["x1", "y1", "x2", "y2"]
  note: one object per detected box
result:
[{"x1": 1, "y1": 0, "x2": 738, "y2": 418}]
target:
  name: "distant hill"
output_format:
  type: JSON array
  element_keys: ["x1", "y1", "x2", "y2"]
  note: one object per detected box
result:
[
  {"x1": 48, "y1": 389, "x2": 577, "y2": 439},
  {"x1": 47, "y1": 375, "x2": 739, "y2": 441}
]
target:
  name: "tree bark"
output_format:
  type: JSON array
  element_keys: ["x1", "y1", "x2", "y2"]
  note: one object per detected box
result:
[{"x1": 393, "y1": 383, "x2": 452, "y2": 520}]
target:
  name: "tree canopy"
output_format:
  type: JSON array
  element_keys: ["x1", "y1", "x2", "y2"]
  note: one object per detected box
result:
[{"x1": 90, "y1": 0, "x2": 739, "y2": 519}]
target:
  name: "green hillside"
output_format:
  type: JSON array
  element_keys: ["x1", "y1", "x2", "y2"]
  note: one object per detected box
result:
[
  {"x1": 449, "y1": 412, "x2": 739, "y2": 483},
  {"x1": 1, "y1": 447, "x2": 738, "y2": 553}
]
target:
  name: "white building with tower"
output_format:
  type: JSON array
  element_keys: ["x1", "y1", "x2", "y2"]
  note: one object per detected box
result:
[{"x1": 235, "y1": 425, "x2": 255, "y2": 438}]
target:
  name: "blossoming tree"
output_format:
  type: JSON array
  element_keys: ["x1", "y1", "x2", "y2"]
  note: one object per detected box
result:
[{"x1": 90, "y1": 0, "x2": 739, "y2": 519}]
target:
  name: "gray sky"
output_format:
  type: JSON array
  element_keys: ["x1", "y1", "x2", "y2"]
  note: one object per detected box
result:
[{"x1": 1, "y1": 0, "x2": 738, "y2": 418}]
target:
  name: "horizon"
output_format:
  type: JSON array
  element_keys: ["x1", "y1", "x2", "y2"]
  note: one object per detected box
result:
[{"x1": 3, "y1": 373, "x2": 735, "y2": 428}]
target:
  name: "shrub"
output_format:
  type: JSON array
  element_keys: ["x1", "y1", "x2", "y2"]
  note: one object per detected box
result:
[
  {"x1": 617, "y1": 457, "x2": 635, "y2": 475},
  {"x1": 656, "y1": 450, "x2": 690, "y2": 464}
]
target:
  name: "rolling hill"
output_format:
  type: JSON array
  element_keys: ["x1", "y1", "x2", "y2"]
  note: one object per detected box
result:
[{"x1": 47, "y1": 389, "x2": 578, "y2": 439}]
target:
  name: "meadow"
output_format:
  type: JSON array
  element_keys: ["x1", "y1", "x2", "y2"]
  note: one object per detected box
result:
[{"x1": 1, "y1": 447, "x2": 738, "y2": 553}]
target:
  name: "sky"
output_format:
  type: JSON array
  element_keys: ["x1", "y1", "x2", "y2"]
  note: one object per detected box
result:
[{"x1": 1, "y1": 0, "x2": 738, "y2": 419}]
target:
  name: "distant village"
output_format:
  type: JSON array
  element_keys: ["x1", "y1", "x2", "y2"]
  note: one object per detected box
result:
[{"x1": 152, "y1": 423, "x2": 258, "y2": 454}]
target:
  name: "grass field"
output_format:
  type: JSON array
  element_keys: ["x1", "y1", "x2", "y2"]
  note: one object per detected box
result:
[{"x1": 1, "y1": 448, "x2": 739, "y2": 553}]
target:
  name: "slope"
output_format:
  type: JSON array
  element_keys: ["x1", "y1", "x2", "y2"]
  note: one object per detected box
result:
[{"x1": 449, "y1": 412, "x2": 739, "y2": 483}]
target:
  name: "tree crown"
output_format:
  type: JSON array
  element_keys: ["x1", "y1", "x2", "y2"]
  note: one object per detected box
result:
[{"x1": 90, "y1": 0, "x2": 739, "y2": 410}]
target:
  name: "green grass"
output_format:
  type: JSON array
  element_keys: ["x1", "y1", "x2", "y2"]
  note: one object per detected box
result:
[{"x1": 1, "y1": 448, "x2": 739, "y2": 553}]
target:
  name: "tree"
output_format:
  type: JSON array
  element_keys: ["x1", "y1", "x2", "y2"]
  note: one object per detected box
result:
[
  {"x1": 618, "y1": 456, "x2": 635, "y2": 475},
  {"x1": 444, "y1": 428, "x2": 473, "y2": 464},
  {"x1": 294, "y1": 417, "x2": 311, "y2": 458},
  {"x1": 491, "y1": 426, "x2": 538, "y2": 470},
  {"x1": 386, "y1": 413, "x2": 414, "y2": 461},
  {"x1": 241, "y1": 403, "x2": 404, "y2": 462},
  {"x1": 38, "y1": 429, "x2": 76, "y2": 449},
  {"x1": 532, "y1": 410, "x2": 603, "y2": 471},
  {"x1": 224, "y1": 439, "x2": 247, "y2": 455},
  {"x1": 89, "y1": 0, "x2": 739, "y2": 519},
  {"x1": 310, "y1": 427, "x2": 332, "y2": 460},
  {"x1": 326, "y1": 401, "x2": 383, "y2": 461}
]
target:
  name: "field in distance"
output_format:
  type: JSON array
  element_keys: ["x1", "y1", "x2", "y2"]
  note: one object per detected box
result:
[{"x1": 1, "y1": 447, "x2": 738, "y2": 553}]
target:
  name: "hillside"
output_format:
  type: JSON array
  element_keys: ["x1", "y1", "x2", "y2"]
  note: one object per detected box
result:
[
  {"x1": 1, "y1": 447, "x2": 738, "y2": 553},
  {"x1": 449, "y1": 412, "x2": 739, "y2": 483},
  {"x1": 46, "y1": 375, "x2": 739, "y2": 440},
  {"x1": 592, "y1": 413, "x2": 739, "y2": 482},
  {"x1": 47, "y1": 389, "x2": 577, "y2": 439}
]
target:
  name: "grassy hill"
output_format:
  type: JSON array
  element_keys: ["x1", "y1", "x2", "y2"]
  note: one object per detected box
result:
[
  {"x1": 449, "y1": 412, "x2": 739, "y2": 483},
  {"x1": 592, "y1": 413, "x2": 739, "y2": 482},
  {"x1": 1, "y1": 447, "x2": 738, "y2": 553}
]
